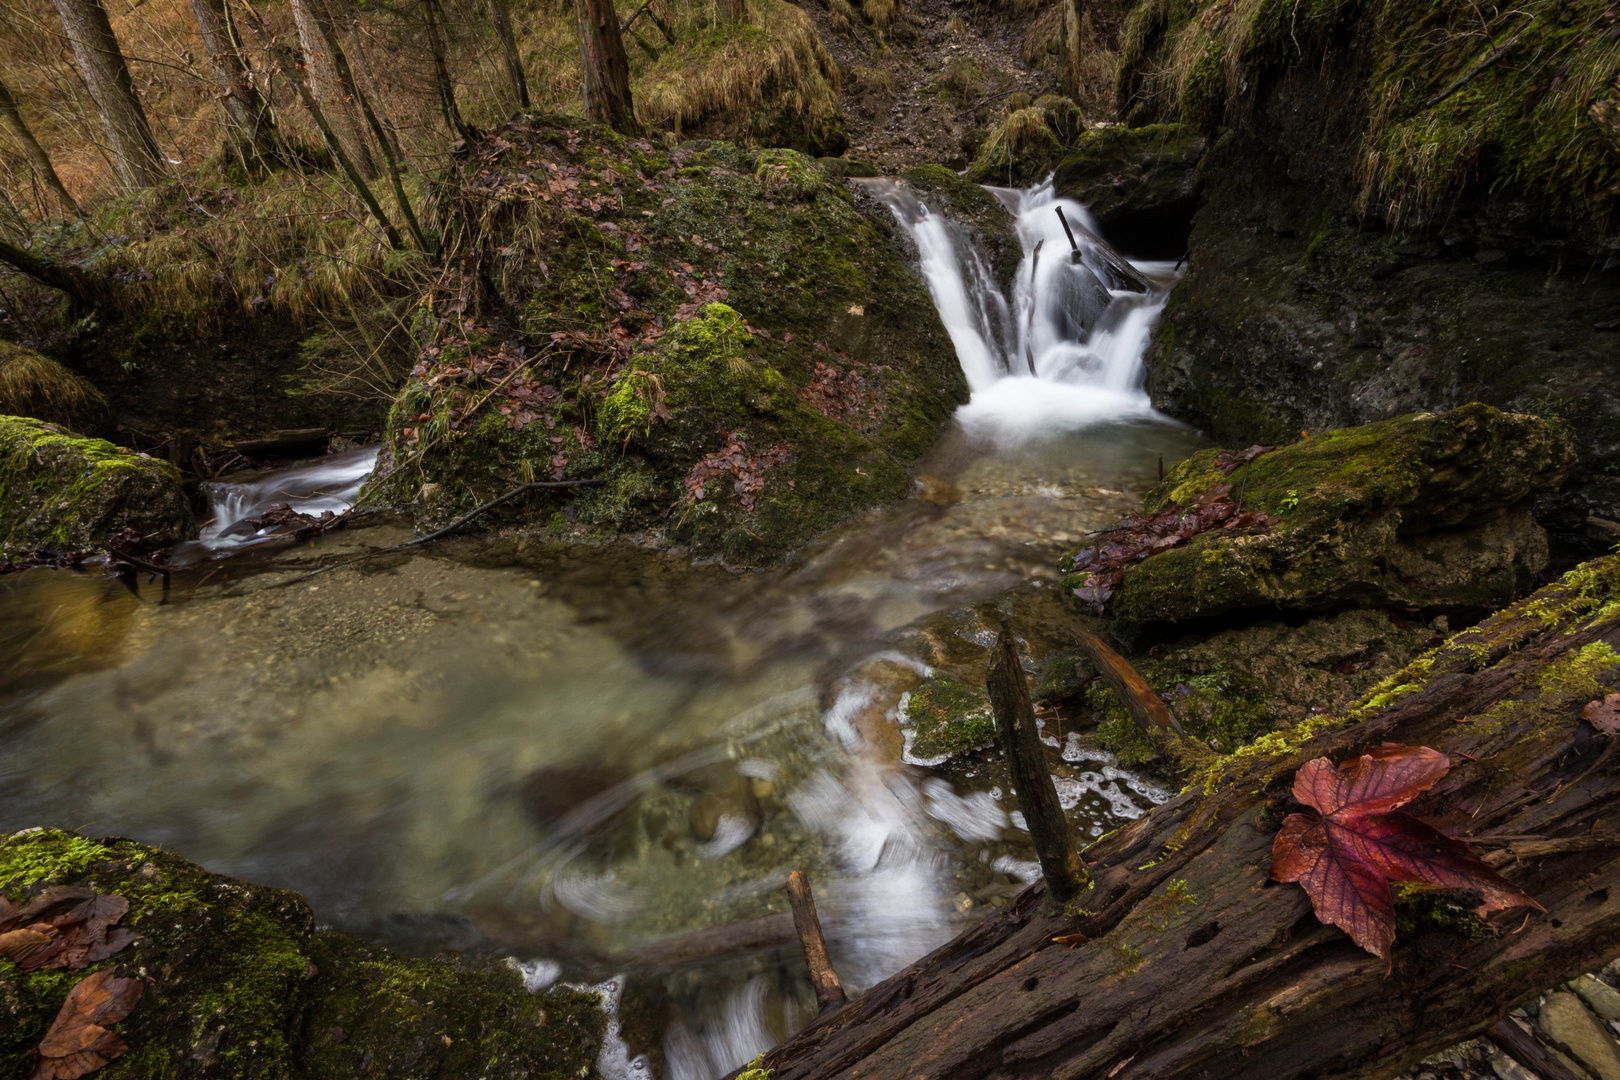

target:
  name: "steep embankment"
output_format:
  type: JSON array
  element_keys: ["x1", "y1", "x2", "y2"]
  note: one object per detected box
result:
[{"x1": 1113, "y1": 0, "x2": 1620, "y2": 515}]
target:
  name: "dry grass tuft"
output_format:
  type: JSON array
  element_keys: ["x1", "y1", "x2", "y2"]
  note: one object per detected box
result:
[
  {"x1": 862, "y1": 0, "x2": 898, "y2": 31},
  {"x1": 0, "y1": 341, "x2": 105, "y2": 427}
]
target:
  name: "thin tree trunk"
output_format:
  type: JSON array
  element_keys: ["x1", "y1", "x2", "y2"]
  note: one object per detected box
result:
[
  {"x1": 487, "y1": 0, "x2": 530, "y2": 109},
  {"x1": 741, "y1": 556, "x2": 1620, "y2": 1080},
  {"x1": 0, "y1": 77, "x2": 79, "y2": 215},
  {"x1": 1060, "y1": 0, "x2": 1083, "y2": 103},
  {"x1": 288, "y1": 0, "x2": 378, "y2": 178},
  {"x1": 342, "y1": 19, "x2": 403, "y2": 161},
  {"x1": 716, "y1": 0, "x2": 745, "y2": 24},
  {"x1": 422, "y1": 0, "x2": 475, "y2": 144},
  {"x1": 188, "y1": 0, "x2": 279, "y2": 158},
  {"x1": 0, "y1": 237, "x2": 103, "y2": 307},
  {"x1": 48, "y1": 0, "x2": 167, "y2": 190},
  {"x1": 577, "y1": 0, "x2": 640, "y2": 136}
]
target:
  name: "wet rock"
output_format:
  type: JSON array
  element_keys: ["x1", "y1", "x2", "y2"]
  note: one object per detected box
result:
[
  {"x1": 1051, "y1": 124, "x2": 1207, "y2": 259},
  {"x1": 1068, "y1": 404, "x2": 1575, "y2": 633},
  {"x1": 901, "y1": 164, "x2": 1022, "y2": 294},
  {"x1": 1573, "y1": 973, "x2": 1620, "y2": 1023},
  {"x1": 0, "y1": 415, "x2": 195, "y2": 561},
  {"x1": 903, "y1": 677, "x2": 995, "y2": 761},
  {"x1": 1034, "y1": 649, "x2": 1096, "y2": 703},
  {"x1": 0, "y1": 828, "x2": 605, "y2": 1080},
  {"x1": 520, "y1": 762, "x2": 637, "y2": 857},
  {"x1": 680, "y1": 765, "x2": 760, "y2": 844},
  {"x1": 1540, "y1": 991, "x2": 1620, "y2": 1080}
]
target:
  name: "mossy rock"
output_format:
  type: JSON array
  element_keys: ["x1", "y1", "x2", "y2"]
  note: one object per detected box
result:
[
  {"x1": 0, "y1": 415, "x2": 195, "y2": 561},
  {"x1": 1062, "y1": 404, "x2": 1576, "y2": 633},
  {"x1": 0, "y1": 828, "x2": 605, "y2": 1080},
  {"x1": 1090, "y1": 608, "x2": 1433, "y2": 767},
  {"x1": 903, "y1": 677, "x2": 995, "y2": 759},
  {"x1": 1034, "y1": 649, "x2": 1097, "y2": 702},
  {"x1": 900, "y1": 165, "x2": 1022, "y2": 294},
  {"x1": 364, "y1": 121, "x2": 966, "y2": 566},
  {"x1": 1051, "y1": 124, "x2": 1206, "y2": 257}
]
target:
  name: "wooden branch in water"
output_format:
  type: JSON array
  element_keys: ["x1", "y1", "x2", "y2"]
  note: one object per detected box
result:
[
  {"x1": 1485, "y1": 1017, "x2": 1588, "y2": 1080},
  {"x1": 987, "y1": 618, "x2": 1086, "y2": 903},
  {"x1": 787, "y1": 871, "x2": 847, "y2": 1013},
  {"x1": 1072, "y1": 628, "x2": 1185, "y2": 738}
]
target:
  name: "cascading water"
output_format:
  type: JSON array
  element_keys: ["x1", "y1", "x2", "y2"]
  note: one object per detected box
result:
[
  {"x1": 179, "y1": 444, "x2": 380, "y2": 557},
  {"x1": 858, "y1": 178, "x2": 1179, "y2": 445}
]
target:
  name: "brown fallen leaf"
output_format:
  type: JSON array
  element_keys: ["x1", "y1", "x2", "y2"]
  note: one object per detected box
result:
[
  {"x1": 0, "y1": 889, "x2": 137, "y2": 972},
  {"x1": 1580, "y1": 693, "x2": 1620, "y2": 734},
  {"x1": 0, "y1": 925, "x2": 65, "y2": 970},
  {"x1": 30, "y1": 969, "x2": 144, "y2": 1080}
]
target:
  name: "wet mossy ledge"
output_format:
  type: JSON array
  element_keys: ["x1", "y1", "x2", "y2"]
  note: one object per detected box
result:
[
  {"x1": 360, "y1": 120, "x2": 966, "y2": 566},
  {"x1": 0, "y1": 828, "x2": 605, "y2": 1080},
  {"x1": 0, "y1": 415, "x2": 194, "y2": 563},
  {"x1": 1059, "y1": 404, "x2": 1576, "y2": 634}
]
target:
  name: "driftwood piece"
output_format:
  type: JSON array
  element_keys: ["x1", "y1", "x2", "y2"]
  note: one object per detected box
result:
[
  {"x1": 788, "y1": 871, "x2": 847, "y2": 1013},
  {"x1": 987, "y1": 619, "x2": 1086, "y2": 903},
  {"x1": 736, "y1": 557, "x2": 1620, "y2": 1080},
  {"x1": 1484, "y1": 1017, "x2": 1587, "y2": 1080},
  {"x1": 1072, "y1": 628, "x2": 1186, "y2": 738}
]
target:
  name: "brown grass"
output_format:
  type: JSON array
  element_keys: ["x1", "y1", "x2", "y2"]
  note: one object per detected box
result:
[{"x1": 0, "y1": 340, "x2": 105, "y2": 426}]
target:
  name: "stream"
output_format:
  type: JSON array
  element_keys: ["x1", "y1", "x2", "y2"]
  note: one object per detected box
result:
[{"x1": 0, "y1": 180, "x2": 1205, "y2": 1079}]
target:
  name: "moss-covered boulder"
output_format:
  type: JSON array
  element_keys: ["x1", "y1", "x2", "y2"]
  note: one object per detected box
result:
[
  {"x1": 364, "y1": 121, "x2": 966, "y2": 565},
  {"x1": 901, "y1": 677, "x2": 995, "y2": 760},
  {"x1": 901, "y1": 165, "x2": 1022, "y2": 295},
  {"x1": 0, "y1": 416, "x2": 194, "y2": 561},
  {"x1": 1061, "y1": 404, "x2": 1576, "y2": 633},
  {"x1": 0, "y1": 828, "x2": 604, "y2": 1080},
  {"x1": 963, "y1": 96, "x2": 1086, "y2": 187},
  {"x1": 1051, "y1": 124, "x2": 1206, "y2": 257}
]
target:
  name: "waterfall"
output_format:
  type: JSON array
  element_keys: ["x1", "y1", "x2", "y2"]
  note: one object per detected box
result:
[{"x1": 857, "y1": 177, "x2": 1180, "y2": 446}]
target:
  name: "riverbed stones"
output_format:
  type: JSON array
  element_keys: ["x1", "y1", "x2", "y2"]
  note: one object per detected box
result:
[
  {"x1": 902, "y1": 677, "x2": 996, "y2": 761},
  {"x1": 1574, "y1": 973, "x2": 1620, "y2": 1023},
  {"x1": 1540, "y1": 991, "x2": 1620, "y2": 1080},
  {"x1": 0, "y1": 414, "x2": 195, "y2": 561},
  {"x1": 0, "y1": 828, "x2": 605, "y2": 1080},
  {"x1": 1067, "y1": 404, "x2": 1575, "y2": 633}
]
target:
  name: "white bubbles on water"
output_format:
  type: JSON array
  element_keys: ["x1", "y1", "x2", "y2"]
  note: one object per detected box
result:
[
  {"x1": 507, "y1": 956, "x2": 562, "y2": 993},
  {"x1": 922, "y1": 777, "x2": 1007, "y2": 843}
]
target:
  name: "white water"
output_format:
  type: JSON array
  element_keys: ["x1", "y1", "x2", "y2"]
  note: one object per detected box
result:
[
  {"x1": 186, "y1": 444, "x2": 380, "y2": 555},
  {"x1": 859, "y1": 178, "x2": 1180, "y2": 447}
]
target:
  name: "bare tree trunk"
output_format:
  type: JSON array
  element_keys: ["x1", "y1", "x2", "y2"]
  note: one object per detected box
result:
[
  {"x1": 422, "y1": 0, "x2": 475, "y2": 144},
  {"x1": 743, "y1": 557, "x2": 1620, "y2": 1080},
  {"x1": 1060, "y1": 0, "x2": 1083, "y2": 103},
  {"x1": 577, "y1": 0, "x2": 640, "y2": 136},
  {"x1": 716, "y1": 0, "x2": 745, "y2": 24},
  {"x1": 0, "y1": 236, "x2": 103, "y2": 307},
  {"x1": 288, "y1": 0, "x2": 378, "y2": 178},
  {"x1": 188, "y1": 0, "x2": 279, "y2": 158},
  {"x1": 47, "y1": 0, "x2": 167, "y2": 191},
  {"x1": 487, "y1": 0, "x2": 530, "y2": 109},
  {"x1": 342, "y1": 19, "x2": 403, "y2": 161},
  {"x1": 0, "y1": 77, "x2": 79, "y2": 215}
]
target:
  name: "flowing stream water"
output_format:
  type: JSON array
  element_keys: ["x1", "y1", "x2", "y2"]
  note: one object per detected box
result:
[{"x1": 0, "y1": 178, "x2": 1205, "y2": 1079}]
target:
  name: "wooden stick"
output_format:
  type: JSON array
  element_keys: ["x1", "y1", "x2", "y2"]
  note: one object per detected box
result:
[
  {"x1": 1055, "y1": 205, "x2": 1080, "y2": 261},
  {"x1": 1484, "y1": 1017, "x2": 1587, "y2": 1080},
  {"x1": 1072, "y1": 628, "x2": 1186, "y2": 738},
  {"x1": 787, "y1": 871, "x2": 846, "y2": 1013},
  {"x1": 986, "y1": 618, "x2": 1086, "y2": 903},
  {"x1": 1422, "y1": 38, "x2": 1519, "y2": 112}
]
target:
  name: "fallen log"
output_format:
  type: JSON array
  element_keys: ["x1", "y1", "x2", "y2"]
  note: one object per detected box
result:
[{"x1": 744, "y1": 556, "x2": 1620, "y2": 1080}]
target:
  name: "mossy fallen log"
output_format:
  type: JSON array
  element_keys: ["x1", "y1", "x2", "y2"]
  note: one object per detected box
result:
[{"x1": 743, "y1": 555, "x2": 1620, "y2": 1080}]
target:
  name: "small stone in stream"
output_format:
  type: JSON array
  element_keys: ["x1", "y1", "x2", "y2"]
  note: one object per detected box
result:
[
  {"x1": 519, "y1": 763, "x2": 636, "y2": 857},
  {"x1": 1489, "y1": 1049, "x2": 1539, "y2": 1080},
  {"x1": 1540, "y1": 991, "x2": 1620, "y2": 1080},
  {"x1": 1572, "y1": 973, "x2": 1620, "y2": 1023},
  {"x1": 688, "y1": 771, "x2": 759, "y2": 843}
]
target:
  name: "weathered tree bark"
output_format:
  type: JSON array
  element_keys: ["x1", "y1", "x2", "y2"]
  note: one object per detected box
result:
[
  {"x1": 487, "y1": 0, "x2": 530, "y2": 109},
  {"x1": 1060, "y1": 0, "x2": 1083, "y2": 104},
  {"x1": 0, "y1": 77, "x2": 79, "y2": 216},
  {"x1": 0, "y1": 236, "x2": 103, "y2": 306},
  {"x1": 288, "y1": 0, "x2": 378, "y2": 178},
  {"x1": 187, "y1": 0, "x2": 279, "y2": 158},
  {"x1": 788, "y1": 871, "x2": 847, "y2": 1013},
  {"x1": 741, "y1": 556, "x2": 1620, "y2": 1080},
  {"x1": 422, "y1": 0, "x2": 476, "y2": 145},
  {"x1": 1072, "y1": 628, "x2": 1186, "y2": 739},
  {"x1": 577, "y1": 0, "x2": 640, "y2": 137},
  {"x1": 48, "y1": 0, "x2": 167, "y2": 191},
  {"x1": 988, "y1": 620, "x2": 1086, "y2": 903}
]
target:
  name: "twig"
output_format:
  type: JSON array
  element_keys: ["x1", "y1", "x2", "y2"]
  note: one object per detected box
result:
[
  {"x1": 402, "y1": 479, "x2": 604, "y2": 548},
  {"x1": 786, "y1": 871, "x2": 846, "y2": 1013},
  {"x1": 1420, "y1": 38, "x2": 1519, "y2": 112}
]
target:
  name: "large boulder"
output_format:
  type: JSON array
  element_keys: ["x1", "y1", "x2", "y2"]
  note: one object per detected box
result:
[
  {"x1": 0, "y1": 415, "x2": 194, "y2": 560},
  {"x1": 1060, "y1": 405, "x2": 1576, "y2": 633},
  {"x1": 901, "y1": 164, "x2": 1023, "y2": 295},
  {"x1": 0, "y1": 828, "x2": 605, "y2": 1080},
  {"x1": 363, "y1": 123, "x2": 967, "y2": 565},
  {"x1": 1051, "y1": 124, "x2": 1206, "y2": 258}
]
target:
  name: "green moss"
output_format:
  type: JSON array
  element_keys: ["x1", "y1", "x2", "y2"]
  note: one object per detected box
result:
[
  {"x1": 736, "y1": 1055, "x2": 774, "y2": 1080},
  {"x1": 1093, "y1": 658, "x2": 1276, "y2": 766},
  {"x1": 903, "y1": 677, "x2": 996, "y2": 758},
  {"x1": 1393, "y1": 882, "x2": 1495, "y2": 940}
]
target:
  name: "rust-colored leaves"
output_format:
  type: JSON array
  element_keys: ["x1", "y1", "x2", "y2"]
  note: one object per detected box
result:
[
  {"x1": 1270, "y1": 744, "x2": 1542, "y2": 970},
  {"x1": 0, "y1": 887, "x2": 136, "y2": 972},
  {"x1": 1581, "y1": 693, "x2": 1620, "y2": 734},
  {"x1": 29, "y1": 969, "x2": 144, "y2": 1080}
]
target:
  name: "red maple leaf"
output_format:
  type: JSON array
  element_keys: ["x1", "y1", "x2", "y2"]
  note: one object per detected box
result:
[{"x1": 1270, "y1": 744, "x2": 1542, "y2": 970}]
